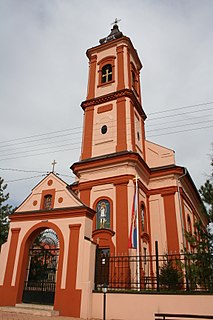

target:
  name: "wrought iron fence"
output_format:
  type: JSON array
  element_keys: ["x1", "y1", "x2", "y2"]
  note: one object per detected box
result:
[{"x1": 94, "y1": 246, "x2": 213, "y2": 293}]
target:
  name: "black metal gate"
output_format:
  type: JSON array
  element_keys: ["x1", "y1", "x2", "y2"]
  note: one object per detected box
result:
[
  {"x1": 22, "y1": 229, "x2": 59, "y2": 305},
  {"x1": 95, "y1": 248, "x2": 110, "y2": 289}
]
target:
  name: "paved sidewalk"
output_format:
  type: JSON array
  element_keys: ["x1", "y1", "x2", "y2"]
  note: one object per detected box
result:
[{"x1": 0, "y1": 311, "x2": 83, "y2": 320}]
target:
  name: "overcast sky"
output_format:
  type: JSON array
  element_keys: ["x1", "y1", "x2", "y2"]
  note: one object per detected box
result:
[{"x1": 0, "y1": 0, "x2": 213, "y2": 208}]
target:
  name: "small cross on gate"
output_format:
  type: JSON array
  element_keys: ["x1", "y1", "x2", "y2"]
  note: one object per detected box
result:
[
  {"x1": 51, "y1": 160, "x2": 57, "y2": 173},
  {"x1": 111, "y1": 18, "x2": 121, "y2": 26}
]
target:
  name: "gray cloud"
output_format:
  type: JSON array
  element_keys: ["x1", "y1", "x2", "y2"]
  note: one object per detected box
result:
[{"x1": 0, "y1": 0, "x2": 212, "y2": 206}]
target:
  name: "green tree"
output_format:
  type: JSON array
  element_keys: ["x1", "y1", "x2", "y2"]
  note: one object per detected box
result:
[
  {"x1": 0, "y1": 177, "x2": 13, "y2": 246},
  {"x1": 159, "y1": 258, "x2": 183, "y2": 291},
  {"x1": 184, "y1": 222, "x2": 213, "y2": 290},
  {"x1": 199, "y1": 155, "x2": 213, "y2": 222}
]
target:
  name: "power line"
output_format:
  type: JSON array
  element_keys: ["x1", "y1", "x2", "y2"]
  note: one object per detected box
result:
[
  {"x1": 5, "y1": 174, "x2": 47, "y2": 183},
  {"x1": 146, "y1": 119, "x2": 213, "y2": 133},
  {"x1": 0, "y1": 167, "x2": 48, "y2": 174},
  {"x1": 148, "y1": 101, "x2": 213, "y2": 115},
  {"x1": 0, "y1": 127, "x2": 82, "y2": 145},
  {"x1": 1, "y1": 100, "x2": 213, "y2": 147},
  {"x1": 147, "y1": 124, "x2": 213, "y2": 138},
  {"x1": 147, "y1": 106, "x2": 213, "y2": 121},
  {"x1": 145, "y1": 114, "x2": 213, "y2": 128},
  {"x1": 0, "y1": 122, "x2": 212, "y2": 161},
  {"x1": 0, "y1": 146, "x2": 80, "y2": 162}
]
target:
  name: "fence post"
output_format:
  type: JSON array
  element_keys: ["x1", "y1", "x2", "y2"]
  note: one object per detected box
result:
[{"x1": 155, "y1": 241, "x2": 160, "y2": 292}]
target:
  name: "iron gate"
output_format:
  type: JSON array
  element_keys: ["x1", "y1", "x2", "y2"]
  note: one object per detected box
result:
[{"x1": 22, "y1": 229, "x2": 59, "y2": 305}]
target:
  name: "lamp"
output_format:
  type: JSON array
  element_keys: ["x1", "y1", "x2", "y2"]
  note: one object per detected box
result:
[{"x1": 102, "y1": 284, "x2": 108, "y2": 320}]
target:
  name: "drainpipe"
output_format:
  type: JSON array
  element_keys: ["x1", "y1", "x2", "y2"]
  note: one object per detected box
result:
[{"x1": 177, "y1": 168, "x2": 187, "y2": 250}]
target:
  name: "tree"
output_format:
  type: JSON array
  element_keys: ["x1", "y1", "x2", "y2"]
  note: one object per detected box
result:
[
  {"x1": 159, "y1": 258, "x2": 183, "y2": 291},
  {"x1": 0, "y1": 177, "x2": 13, "y2": 246},
  {"x1": 199, "y1": 155, "x2": 213, "y2": 222},
  {"x1": 184, "y1": 222, "x2": 213, "y2": 291}
]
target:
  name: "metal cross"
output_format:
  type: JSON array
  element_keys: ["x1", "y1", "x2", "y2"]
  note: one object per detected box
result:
[
  {"x1": 111, "y1": 18, "x2": 121, "y2": 26},
  {"x1": 51, "y1": 160, "x2": 57, "y2": 173}
]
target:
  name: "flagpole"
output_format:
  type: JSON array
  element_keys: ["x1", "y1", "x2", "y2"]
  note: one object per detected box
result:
[{"x1": 135, "y1": 175, "x2": 140, "y2": 290}]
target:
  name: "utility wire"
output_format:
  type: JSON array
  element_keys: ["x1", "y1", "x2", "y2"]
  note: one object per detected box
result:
[
  {"x1": 147, "y1": 106, "x2": 213, "y2": 121},
  {"x1": 1, "y1": 107, "x2": 212, "y2": 150},
  {"x1": 5, "y1": 174, "x2": 47, "y2": 183},
  {"x1": 147, "y1": 124, "x2": 213, "y2": 138},
  {"x1": 0, "y1": 167, "x2": 48, "y2": 174},
  {"x1": 0, "y1": 101, "x2": 212, "y2": 146},
  {"x1": 0, "y1": 127, "x2": 82, "y2": 144},
  {"x1": 146, "y1": 119, "x2": 213, "y2": 133},
  {"x1": 148, "y1": 101, "x2": 213, "y2": 115}
]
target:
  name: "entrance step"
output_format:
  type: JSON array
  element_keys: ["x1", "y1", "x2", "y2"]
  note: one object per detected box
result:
[{"x1": 0, "y1": 303, "x2": 60, "y2": 317}]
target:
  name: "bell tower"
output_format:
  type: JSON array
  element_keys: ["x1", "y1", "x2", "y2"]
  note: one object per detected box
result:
[
  {"x1": 81, "y1": 21, "x2": 147, "y2": 161},
  {"x1": 71, "y1": 22, "x2": 148, "y2": 255}
]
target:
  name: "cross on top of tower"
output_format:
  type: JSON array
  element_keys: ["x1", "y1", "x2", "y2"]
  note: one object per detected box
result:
[
  {"x1": 111, "y1": 18, "x2": 121, "y2": 27},
  {"x1": 99, "y1": 19, "x2": 123, "y2": 45},
  {"x1": 51, "y1": 160, "x2": 57, "y2": 173}
]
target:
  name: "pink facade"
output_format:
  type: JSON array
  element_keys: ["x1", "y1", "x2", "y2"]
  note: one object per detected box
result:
[{"x1": 0, "y1": 23, "x2": 211, "y2": 319}]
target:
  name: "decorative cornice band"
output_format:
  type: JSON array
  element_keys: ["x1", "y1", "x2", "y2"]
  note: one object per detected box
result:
[{"x1": 81, "y1": 89, "x2": 147, "y2": 120}]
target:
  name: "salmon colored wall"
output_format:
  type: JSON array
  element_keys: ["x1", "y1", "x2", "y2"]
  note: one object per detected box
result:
[
  {"x1": 149, "y1": 195, "x2": 167, "y2": 255},
  {"x1": 145, "y1": 140, "x2": 175, "y2": 168},
  {"x1": 92, "y1": 101, "x2": 117, "y2": 157},
  {"x1": 16, "y1": 174, "x2": 83, "y2": 212},
  {"x1": 92, "y1": 293, "x2": 213, "y2": 320},
  {"x1": 163, "y1": 192, "x2": 180, "y2": 253}
]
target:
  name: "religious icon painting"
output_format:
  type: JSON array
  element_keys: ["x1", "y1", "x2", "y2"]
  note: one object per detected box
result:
[{"x1": 96, "y1": 199, "x2": 110, "y2": 229}]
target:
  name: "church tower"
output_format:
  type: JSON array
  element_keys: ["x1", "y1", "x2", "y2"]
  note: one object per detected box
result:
[
  {"x1": 71, "y1": 22, "x2": 148, "y2": 255},
  {"x1": 80, "y1": 22, "x2": 146, "y2": 161}
]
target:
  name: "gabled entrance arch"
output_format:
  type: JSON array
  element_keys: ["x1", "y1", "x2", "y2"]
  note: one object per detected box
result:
[
  {"x1": 16, "y1": 221, "x2": 65, "y2": 307},
  {"x1": 22, "y1": 228, "x2": 60, "y2": 305}
]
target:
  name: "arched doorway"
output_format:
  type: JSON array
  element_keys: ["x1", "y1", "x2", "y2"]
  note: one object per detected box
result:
[{"x1": 22, "y1": 229, "x2": 59, "y2": 305}]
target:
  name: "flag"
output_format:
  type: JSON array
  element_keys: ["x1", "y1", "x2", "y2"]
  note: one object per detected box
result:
[{"x1": 128, "y1": 191, "x2": 138, "y2": 249}]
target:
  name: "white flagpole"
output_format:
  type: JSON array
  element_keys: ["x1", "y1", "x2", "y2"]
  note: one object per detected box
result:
[{"x1": 135, "y1": 176, "x2": 140, "y2": 290}]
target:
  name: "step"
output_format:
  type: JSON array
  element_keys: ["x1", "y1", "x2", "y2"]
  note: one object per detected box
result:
[{"x1": 0, "y1": 303, "x2": 59, "y2": 317}]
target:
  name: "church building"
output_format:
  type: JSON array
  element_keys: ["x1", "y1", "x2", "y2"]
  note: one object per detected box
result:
[{"x1": 0, "y1": 22, "x2": 209, "y2": 319}]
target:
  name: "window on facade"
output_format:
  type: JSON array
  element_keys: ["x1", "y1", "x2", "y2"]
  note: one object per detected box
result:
[
  {"x1": 96, "y1": 199, "x2": 110, "y2": 229},
  {"x1": 132, "y1": 70, "x2": 136, "y2": 88},
  {"x1": 44, "y1": 195, "x2": 52, "y2": 210},
  {"x1": 101, "y1": 125, "x2": 108, "y2": 134},
  {"x1": 141, "y1": 204, "x2": 145, "y2": 232},
  {"x1": 187, "y1": 215, "x2": 192, "y2": 233},
  {"x1": 101, "y1": 64, "x2": 112, "y2": 83}
]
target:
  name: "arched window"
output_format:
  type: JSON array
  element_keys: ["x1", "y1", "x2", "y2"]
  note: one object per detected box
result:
[
  {"x1": 44, "y1": 195, "x2": 52, "y2": 210},
  {"x1": 131, "y1": 70, "x2": 136, "y2": 88},
  {"x1": 141, "y1": 204, "x2": 145, "y2": 232},
  {"x1": 187, "y1": 215, "x2": 192, "y2": 233},
  {"x1": 101, "y1": 64, "x2": 112, "y2": 83},
  {"x1": 96, "y1": 199, "x2": 110, "y2": 229}
]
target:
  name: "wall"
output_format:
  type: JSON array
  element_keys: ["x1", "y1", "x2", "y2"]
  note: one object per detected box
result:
[{"x1": 91, "y1": 293, "x2": 213, "y2": 320}]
